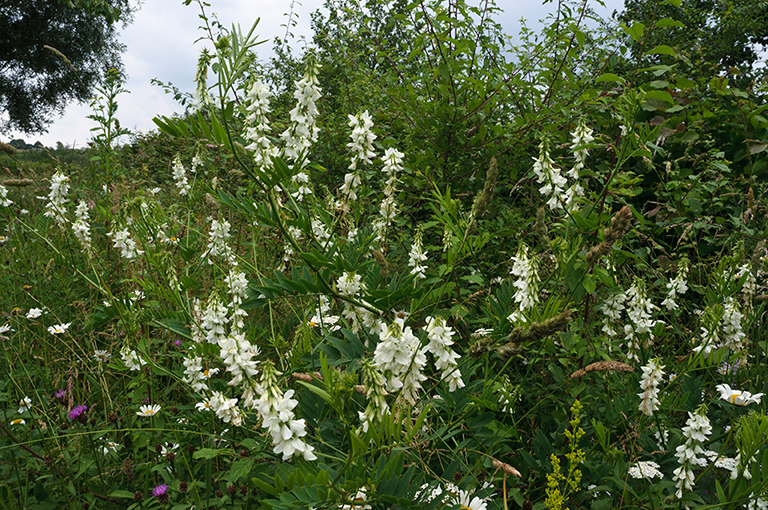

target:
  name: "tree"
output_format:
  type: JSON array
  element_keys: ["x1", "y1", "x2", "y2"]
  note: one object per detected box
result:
[
  {"x1": 0, "y1": 0, "x2": 135, "y2": 133},
  {"x1": 617, "y1": 0, "x2": 768, "y2": 87}
]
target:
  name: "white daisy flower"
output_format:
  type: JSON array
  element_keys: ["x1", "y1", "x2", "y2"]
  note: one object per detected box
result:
[{"x1": 137, "y1": 404, "x2": 161, "y2": 417}]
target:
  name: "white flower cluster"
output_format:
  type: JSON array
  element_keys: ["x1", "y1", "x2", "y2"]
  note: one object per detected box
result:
[
  {"x1": 562, "y1": 120, "x2": 593, "y2": 209},
  {"x1": 311, "y1": 218, "x2": 331, "y2": 249},
  {"x1": 672, "y1": 406, "x2": 711, "y2": 499},
  {"x1": 347, "y1": 110, "x2": 376, "y2": 171},
  {"x1": 507, "y1": 243, "x2": 539, "y2": 323},
  {"x1": 218, "y1": 332, "x2": 260, "y2": 387},
  {"x1": 628, "y1": 460, "x2": 663, "y2": 480},
  {"x1": 637, "y1": 358, "x2": 664, "y2": 416},
  {"x1": 748, "y1": 494, "x2": 768, "y2": 510},
  {"x1": 280, "y1": 60, "x2": 321, "y2": 162},
  {"x1": 338, "y1": 271, "x2": 363, "y2": 297},
  {"x1": 408, "y1": 228, "x2": 428, "y2": 279},
  {"x1": 307, "y1": 295, "x2": 340, "y2": 332},
  {"x1": 373, "y1": 148, "x2": 404, "y2": 242},
  {"x1": 495, "y1": 375, "x2": 519, "y2": 414},
  {"x1": 335, "y1": 271, "x2": 377, "y2": 333},
  {"x1": 0, "y1": 184, "x2": 11, "y2": 207},
  {"x1": 226, "y1": 269, "x2": 249, "y2": 330},
  {"x1": 358, "y1": 358, "x2": 390, "y2": 433},
  {"x1": 338, "y1": 110, "x2": 376, "y2": 213},
  {"x1": 202, "y1": 218, "x2": 234, "y2": 264},
  {"x1": 244, "y1": 80, "x2": 278, "y2": 170},
  {"x1": 108, "y1": 227, "x2": 143, "y2": 259},
  {"x1": 623, "y1": 279, "x2": 661, "y2": 360},
  {"x1": 600, "y1": 290, "x2": 627, "y2": 338},
  {"x1": 414, "y1": 484, "x2": 491, "y2": 510},
  {"x1": 72, "y1": 200, "x2": 92, "y2": 250},
  {"x1": 373, "y1": 316, "x2": 428, "y2": 405},
  {"x1": 183, "y1": 356, "x2": 218, "y2": 391},
  {"x1": 290, "y1": 171, "x2": 312, "y2": 201},
  {"x1": 279, "y1": 226, "x2": 302, "y2": 271},
  {"x1": 172, "y1": 154, "x2": 191, "y2": 195},
  {"x1": 209, "y1": 390, "x2": 244, "y2": 426},
  {"x1": 44, "y1": 171, "x2": 70, "y2": 227},
  {"x1": 18, "y1": 396, "x2": 32, "y2": 413},
  {"x1": 191, "y1": 297, "x2": 229, "y2": 345},
  {"x1": 120, "y1": 346, "x2": 146, "y2": 371},
  {"x1": 532, "y1": 139, "x2": 567, "y2": 210},
  {"x1": 662, "y1": 258, "x2": 690, "y2": 311},
  {"x1": 693, "y1": 298, "x2": 746, "y2": 359},
  {"x1": 425, "y1": 316, "x2": 464, "y2": 392},
  {"x1": 737, "y1": 263, "x2": 758, "y2": 299},
  {"x1": 256, "y1": 363, "x2": 316, "y2": 461},
  {"x1": 721, "y1": 297, "x2": 746, "y2": 353}
]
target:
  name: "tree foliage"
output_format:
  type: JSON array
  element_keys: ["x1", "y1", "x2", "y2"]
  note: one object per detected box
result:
[
  {"x1": 618, "y1": 0, "x2": 768, "y2": 86},
  {"x1": 0, "y1": 0, "x2": 134, "y2": 133}
]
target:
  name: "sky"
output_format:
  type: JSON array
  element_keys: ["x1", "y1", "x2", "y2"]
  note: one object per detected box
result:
[{"x1": 4, "y1": 0, "x2": 622, "y2": 148}]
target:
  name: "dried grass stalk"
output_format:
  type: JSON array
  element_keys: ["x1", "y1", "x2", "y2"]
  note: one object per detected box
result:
[{"x1": 570, "y1": 360, "x2": 634, "y2": 379}]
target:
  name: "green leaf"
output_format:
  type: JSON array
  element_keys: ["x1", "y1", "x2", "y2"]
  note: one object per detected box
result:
[
  {"x1": 648, "y1": 45, "x2": 675, "y2": 56},
  {"x1": 747, "y1": 140, "x2": 768, "y2": 155},
  {"x1": 225, "y1": 458, "x2": 254, "y2": 482},
  {"x1": 655, "y1": 17, "x2": 684, "y2": 28},
  {"x1": 151, "y1": 319, "x2": 190, "y2": 339},
  {"x1": 761, "y1": 448, "x2": 768, "y2": 481},
  {"x1": 582, "y1": 274, "x2": 596, "y2": 295},
  {"x1": 296, "y1": 380, "x2": 333, "y2": 405},
  {"x1": 405, "y1": 404, "x2": 431, "y2": 443},
  {"x1": 109, "y1": 490, "x2": 137, "y2": 499},
  {"x1": 663, "y1": 0, "x2": 682, "y2": 6},
  {"x1": 621, "y1": 22, "x2": 645, "y2": 43},
  {"x1": 193, "y1": 448, "x2": 232, "y2": 460},
  {"x1": 252, "y1": 476, "x2": 278, "y2": 496},
  {"x1": 596, "y1": 73, "x2": 626, "y2": 85}
]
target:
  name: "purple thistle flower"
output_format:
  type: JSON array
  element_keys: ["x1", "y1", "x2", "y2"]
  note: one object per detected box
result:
[
  {"x1": 174, "y1": 339, "x2": 182, "y2": 347},
  {"x1": 68, "y1": 405, "x2": 87, "y2": 422},
  {"x1": 152, "y1": 484, "x2": 168, "y2": 498},
  {"x1": 54, "y1": 388, "x2": 66, "y2": 401}
]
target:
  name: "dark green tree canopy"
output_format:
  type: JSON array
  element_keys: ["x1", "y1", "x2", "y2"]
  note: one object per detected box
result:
[
  {"x1": 0, "y1": 0, "x2": 134, "y2": 133},
  {"x1": 618, "y1": 0, "x2": 768, "y2": 85}
]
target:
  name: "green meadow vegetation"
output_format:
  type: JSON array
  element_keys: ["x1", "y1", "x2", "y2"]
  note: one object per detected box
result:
[{"x1": 1, "y1": 0, "x2": 768, "y2": 508}]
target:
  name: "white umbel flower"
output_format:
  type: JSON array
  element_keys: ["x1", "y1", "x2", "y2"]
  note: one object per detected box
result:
[{"x1": 628, "y1": 460, "x2": 663, "y2": 479}]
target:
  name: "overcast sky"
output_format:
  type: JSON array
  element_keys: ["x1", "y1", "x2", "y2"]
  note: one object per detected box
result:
[{"x1": 5, "y1": 0, "x2": 622, "y2": 148}]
